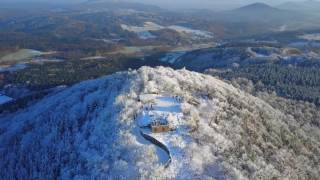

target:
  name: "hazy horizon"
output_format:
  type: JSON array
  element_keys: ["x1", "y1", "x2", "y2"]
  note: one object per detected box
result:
[{"x1": 1, "y1": 0, "x2": 318, "y2": 10}]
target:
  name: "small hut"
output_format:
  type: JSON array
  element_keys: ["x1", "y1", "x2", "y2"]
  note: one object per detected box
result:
[{"x1": 151, "y1": 116, "x2": 174, "y2": 133}]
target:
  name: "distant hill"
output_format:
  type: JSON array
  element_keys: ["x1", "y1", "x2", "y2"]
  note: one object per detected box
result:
[
  {"x1": 233, "y1": 2, "x2": 279, "y2": 13},
  {"x1": 215, "y1": 2, "x2": 305, "y2": 23}
]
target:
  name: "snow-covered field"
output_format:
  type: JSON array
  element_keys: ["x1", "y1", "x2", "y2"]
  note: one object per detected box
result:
[
  {"x1": 289, "y1": 41, "x2": 320, "y2": 48},
  {"x1": 121, "y1": 22, "x2": 159, "y2": 39},
  {"x1": 0, "y1": 58, "x2": 64, "y2": 72},
  {"x1": 168, "y1": 25, "x2": 213, "y2": 39},
  {"x1": 30, "y1": 58, "x2": 65, "y2": 64},
  {"x1": 0, "y1": 49, "x2": 56, "y2": 63},
  {"x1": 136, "y1": 31, "x2": 157, "y2": 40},
  {"x1": 0, "y1": 49, "x2": 60, "y2": 72},
  {"x1": 160, "y1": 43, "x2": 216, "y2": 64},
  {"x1": 80, "y1": 56, "x2": 106, "y2": 60},
  {"x1": 299, "y1": 33, "x2": 320, "y2": 41},
  {"x1": 90, "y1": 38, "x2": 124, "y2": 44},
  {"x1": 121, "y1": 22, "x2": 213, "y2": 40},
  {"x1": 0, "y1": 63, "x2": 28, "y2": 72},
  {"x1": 121, "y1": 22, "x2": 163, "y2": 33},
  {"x1": 275, "y1": 24, "x2": 287, "y2": 32},
  {"x1": 172, "y1": 43, "x2": 216, "y2": 52},
  {"x1": 108, "y1": 46, "x2": 159, "y2": 55},
  {"x1": 160, "y1": 52, "x2": 186, "y2": 64},
  {"x1": 246, "y1": 47, "x2": 280, "y2": 59}
]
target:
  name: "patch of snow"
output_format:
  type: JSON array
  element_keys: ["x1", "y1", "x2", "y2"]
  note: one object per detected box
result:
[
  {"x1": 90, "y1": 38, "x2": 124, "y2": 44},
  {"x1": 289, "y1": 41, "x2": 320, "y2": 48},
  {"x1": 299, "y1": 33, "x2": 320, "y2": 41},
  {"x1": 29, "y1": 50, "x2": 43, "y2": 56},
  {"x1": 274, "y1": 25, "x2": 287, "y2": 32},
  {"x1": 121, "y1": 22, "x2": 213, "y2": 40},
  {"x1": 0, "y1": 49, "x2": 57, "y2": 62},
  {"x1": 30, "y1": 58, "x2": 64, "y2": 64},
  {"x1": 0, "y1": 94, "x2": 13, "y2": 105},
  {"x1": 121, "y1": 22, "x2": 163, "y2": 32},
  {"x1": 168, "y1": 25, "x2": 213, "y2": 39},
  {"x1": 153, "y1": 96, "x2": 182, "y2": 114},
  {"x1": 108, "y1": 46, "x2": 159, "y2": 55},
  {"x1": 138, "y1": 94, "x2": 182, "y2": 126},
  {"x1": 160, "y1": 51, "x2": 186, "y2": 64},
  {"x1": 80, "y1": 56, "x2": 106, "y2": 60},
  {"x1": 136, "y1": 31, "x2": 156, "y2": 40},
  {"x1": 246, "y1": 47, "x2": 281, "y2": 60},
  {"x1": 0, "y1": 58, "x2": 64, "y2": 72},
  {"x1": 121, "y1": 23, "x2": 158, "y2": 40},
  {"x1": 307, "y1": 51, "x2": 319, "y2": 58},
  {"x1": 0, "y1": 63, "x2": 28, "y2": 72}
]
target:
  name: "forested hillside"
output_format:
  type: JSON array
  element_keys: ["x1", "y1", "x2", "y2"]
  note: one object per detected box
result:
[{"x1": 1, "y1": 67, "x2": 319, "y2": 179}]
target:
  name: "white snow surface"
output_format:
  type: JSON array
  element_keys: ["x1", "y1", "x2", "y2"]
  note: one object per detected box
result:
[
  {"x1": 0, "y1": 66, "x2": 318, "y2": 179},
  {"x1": 160, "y1": 52, "x2": 186, "y2": 64},
  {"x1": 299, "y1": 33, "x2": 320, "y2": 41},
  {"x1": 121, "y1": 22, "x2": 213, "y2": 40},
  {"x1": 0, "y1": 94, "x2": 13, "y2": 105},
  {"x1": 138, "y1": 94, "x2": 196, "y2": 178},
  {"x1": 136, "y1": 31, "x2": 157, "y2": 40},
  {"x1": 80, "y1": 56, "x2": 106, "y2": 60},
  {"x1": 0, "y1": 63, "x2": 28, "y2": 72},
  {"x1": 168, "y1": 25, "x2": 213, "y2": 39}
]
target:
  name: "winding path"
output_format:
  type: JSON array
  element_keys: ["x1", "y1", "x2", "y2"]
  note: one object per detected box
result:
[
  {"x1": 136, "y1": 95, "x2": 184, "y2": 168},
  {"x1": 139, "y1": 130, "x2": 172, "y2": 168}
]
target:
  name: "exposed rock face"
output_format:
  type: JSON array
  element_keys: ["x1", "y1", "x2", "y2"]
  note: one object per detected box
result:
[{"x1": 0, "y1": 67, "x2": 319, "y2": 179}]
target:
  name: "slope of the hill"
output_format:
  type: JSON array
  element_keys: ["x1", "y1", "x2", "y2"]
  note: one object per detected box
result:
[{"x1": 0, "y1": 67, "x2": 319, "y2": 179}]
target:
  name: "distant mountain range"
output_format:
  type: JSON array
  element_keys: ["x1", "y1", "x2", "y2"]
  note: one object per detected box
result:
[{"x1": 233, "y1": 2, "x2": 279, "y2": 13}]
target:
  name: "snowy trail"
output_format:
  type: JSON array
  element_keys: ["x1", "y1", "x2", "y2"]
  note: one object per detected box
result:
[
  {"x1": 133, "y1": 126, "x2": 171, "y2": 166},
  {"x1": 136, "y1": 94, "x2": 193, "y2": 174},
  {"x1": 139, "y1": 130, "x2": 172, "y2": 167},
  {"x1": 134, "y1": 95, "x2": 181, "y2": 167}
]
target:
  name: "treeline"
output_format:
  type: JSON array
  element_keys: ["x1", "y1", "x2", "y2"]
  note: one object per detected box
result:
[
  {"x1": 212, "y1": 64, "x2": 320, "y2": 105},
  {"x1": 3, "y1": 55, "x2": 166, "y2": 90},
  {"x1": 4, "y1": 59, "x2": 129, "y2": 89}
]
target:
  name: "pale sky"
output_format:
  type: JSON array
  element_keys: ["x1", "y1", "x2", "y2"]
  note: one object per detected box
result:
[
  {"x1": 1, "y1": 0, "x2": 316, "y2": 10},
  {"x1": 131, "y1": 0, "x2": 306, "y2": 9}
]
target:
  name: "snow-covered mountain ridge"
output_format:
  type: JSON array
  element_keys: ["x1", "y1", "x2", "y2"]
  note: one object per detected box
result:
[{"x1": 0, "y1": 67, "x2": 319, "y2": 179}]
